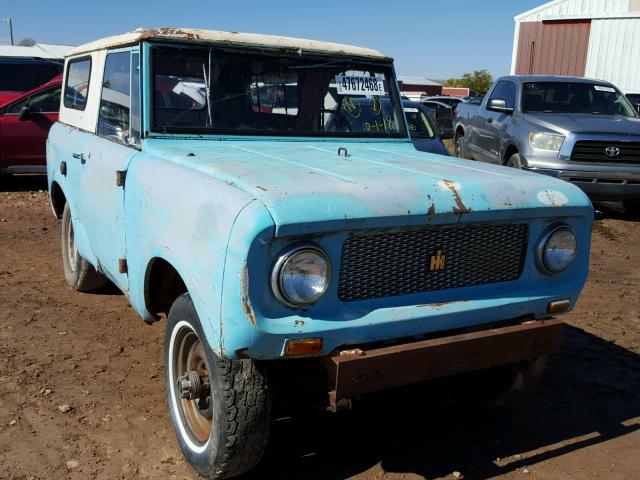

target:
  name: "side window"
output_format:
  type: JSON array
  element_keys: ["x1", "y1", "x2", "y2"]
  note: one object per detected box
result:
[
  {"x1": 64, "y1": 57, "x2": 91, "y2": 110},
  {"x1": 488, "y1": 81, "x2": 507, "y2": 102},
  {"x1": 502, "y1": 81, "x2": 516, "y2": 109},
  {"x1": 98, "y1": 51, "x2": 132, "y2": 146},
  {"x1": 7, "y1": 87, "x2": 61, "y2": 114}
]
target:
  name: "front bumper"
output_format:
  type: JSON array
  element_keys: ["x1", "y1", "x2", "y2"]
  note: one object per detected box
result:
[
  {"x1": 526, "y1": 167, "x2": 640, "y2": 201},
  {"x1": 324, "y1": 318, "x2": 563, "y2": 410}
]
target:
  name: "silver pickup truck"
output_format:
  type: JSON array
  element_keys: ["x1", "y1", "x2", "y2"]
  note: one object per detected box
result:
[{"x1": 454, "y1": 75, "x2": 640, "y2": 213}]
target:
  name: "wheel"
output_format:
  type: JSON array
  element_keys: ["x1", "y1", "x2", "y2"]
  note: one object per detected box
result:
[
  {"x1": 165, "y1": 293, "x2": 271, "y2": 479},
  {"x1": 455, "y1": 135, "x2": 468, "y2": 159},
  {"x1": 61, "y1": 203, "x2": 108, "y2": 292},
  {"x1": 506, "y1": 153, "x2": 523, "y2": 169},
  {"x1": 623, "y1": 200, "x2": 640, "y2": 216}
]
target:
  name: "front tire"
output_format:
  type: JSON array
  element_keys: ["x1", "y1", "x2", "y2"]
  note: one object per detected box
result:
[
  {"x1": 455, "y1": 134, "x2": 468, "y2": 159},
  {"x1": 165, "y1": 293, "x2": 271, "y2": 479},
  {"x1": 61, "y1": 203, "x2": 108, "y2": 292},
  {"x1": 506, "y1": 153, "x2": 523, "y2": 169}
]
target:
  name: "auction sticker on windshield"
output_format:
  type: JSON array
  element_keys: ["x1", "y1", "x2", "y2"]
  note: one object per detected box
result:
[
  {"x1": 336, "y1": 75, "x2": 386, "y2": 96},
  {"x1": 594, "y1": 85, "x2": 616, "y2": 93}
]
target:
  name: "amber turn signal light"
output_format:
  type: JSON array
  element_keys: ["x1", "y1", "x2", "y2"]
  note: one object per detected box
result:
[
  {"x1": 547, "y1": 299, "x2": 570, "y2": 314},
  {"x1": 283, "y1": 338, "x2": 323, "y2": 357}
]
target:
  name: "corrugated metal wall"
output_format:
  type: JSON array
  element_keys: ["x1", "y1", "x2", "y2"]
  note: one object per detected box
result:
[
  {"x1": 515, "y1": 21, "x2": 591, "y2": 76},
  {"x1": 585, "y1": 18, "x2": 640, "y2": 91},
  {"x1": 518, "y1": 0, "x2": 631, "y2": 21}
]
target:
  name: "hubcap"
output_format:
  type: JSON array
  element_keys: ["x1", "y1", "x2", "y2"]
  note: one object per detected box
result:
[{"x1": 173, "y1": 328, "x2": 212, "y2": 444}]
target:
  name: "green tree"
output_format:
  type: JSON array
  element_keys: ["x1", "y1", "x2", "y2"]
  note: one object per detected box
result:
[
  {"x1": 18, "y1": 37, "x2": 36, "y2": 47},
  {"x1": 445, "y1": 70, "x2": 494, "y2": 94}
]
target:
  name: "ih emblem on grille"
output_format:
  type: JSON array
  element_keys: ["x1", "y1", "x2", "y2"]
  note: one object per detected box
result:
[{"x1": 429, "y1": 250, "x2": 446, "y2": 271}]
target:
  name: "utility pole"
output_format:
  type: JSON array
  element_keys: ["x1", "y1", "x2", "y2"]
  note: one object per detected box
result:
[{"x1": 2, "y1": 18, "x2": 14, "y2": 45}]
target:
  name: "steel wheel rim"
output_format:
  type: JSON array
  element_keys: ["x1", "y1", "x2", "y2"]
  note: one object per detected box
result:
[
  {"x1": 173, "y1": 326, "x2": 212, "y2": 445},
  {"x1": 66, "y1": 217, "x2": 77, "y2": 272}
]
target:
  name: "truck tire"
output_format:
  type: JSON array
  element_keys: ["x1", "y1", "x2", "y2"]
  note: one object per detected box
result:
[
  {"x1": 455, "y1": 134, "x2": 468, "y2": 159},
  {"x1": 61, "y1": 203, "x2": 108, "y2": 292},
  {"x1": 165, "y1": 293, "x2": 271, "y2": 479},
  {"x1": 506, "y1": 153, "x2": 523, "y2": 169},
  {"x1": 623, "y1": 200, "x2": 640, "y2": 216}
]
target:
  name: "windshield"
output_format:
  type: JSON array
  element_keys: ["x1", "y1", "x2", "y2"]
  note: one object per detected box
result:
[
  {"x1": 522, "y1": 82, "x2": 637, "y2": 116},
  {"x1": 151, "y1": 46, "x2": 406, "y2": 137},
  {"x1": 404, "y1": 107, "x2": 435, "y2": 139}
]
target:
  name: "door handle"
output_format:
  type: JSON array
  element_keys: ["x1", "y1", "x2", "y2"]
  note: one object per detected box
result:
[{"x1": 72, "y1": 152, "x2": 86, "y2": 162}]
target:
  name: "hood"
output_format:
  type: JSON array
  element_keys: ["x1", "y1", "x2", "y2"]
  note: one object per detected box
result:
[
  {"x1": 144, "y1": 139, "x2": 592, "y2": 236},
  {"x1": 524, "y1": 112, "x2": 640, "y2": 136}
]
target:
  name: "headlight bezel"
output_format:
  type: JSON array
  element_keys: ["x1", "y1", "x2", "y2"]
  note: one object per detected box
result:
[
  {"x1": 529, "y1": 132, "x2": 566, "y2": 152},
  {"x1": 270, "y1": 244, "x2": 331, "y2": 307},
  {"x1": 536, "y1": 225, "x2": 578, "y2": 274}
]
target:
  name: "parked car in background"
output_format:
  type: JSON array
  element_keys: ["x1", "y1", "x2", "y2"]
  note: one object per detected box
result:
[
  {"x1": 0, "y1": 57, "x2": 62, "y2": 105},
  {"x1": 402, "y1": 100, "x2": 450, "y2": 155},
  {"x1": 627, "y1": 93, "x2": 640, "y2": 114},
  {"x1": 48, "y1": 29, "x2": 593, "y2": 479},
  {"x1": 0, "y1": 74, "x2": 62, "y2": 175},
  {"x1": 421, "y1": 95, "x2": 464, "y2": 108},
  {"x1": 454, "y1": 75, "x2": 640, "y2": 213},
  {"x1": 420, "y1": 99, "x2": 454, "y2": 139}
]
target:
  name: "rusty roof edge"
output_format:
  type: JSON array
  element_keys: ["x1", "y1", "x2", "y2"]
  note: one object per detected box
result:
[{"x1": 66, "y1": 28, "x2": 391, "y2": 61}]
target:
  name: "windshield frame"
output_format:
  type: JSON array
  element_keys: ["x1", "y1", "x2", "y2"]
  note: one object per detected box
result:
[
  {"x1": 521, "y1": 81, "x2": 638, "y2": 117},
  {"x1": 147, "y1": 42, "x2": 408, "y2": 139}
]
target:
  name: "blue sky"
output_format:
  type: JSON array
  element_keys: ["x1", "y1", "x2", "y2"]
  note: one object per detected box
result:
[{"x1": 0, "y1": 0, "x2": 543, "y2": 79}]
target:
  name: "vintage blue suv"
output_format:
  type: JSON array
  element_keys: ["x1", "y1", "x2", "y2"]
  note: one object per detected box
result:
[{"x1": 47, "y1": 28, "x2": 593, "y2": 479}]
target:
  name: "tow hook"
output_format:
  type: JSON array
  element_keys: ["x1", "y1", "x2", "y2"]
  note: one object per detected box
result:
[{"x1": 177, "y1": 371, "x2": 209, "y2": 400}]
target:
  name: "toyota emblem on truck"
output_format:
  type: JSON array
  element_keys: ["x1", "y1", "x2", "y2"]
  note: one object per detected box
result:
[{"x1": 606, "y1": 145, "x2": 621, "y2": 157}]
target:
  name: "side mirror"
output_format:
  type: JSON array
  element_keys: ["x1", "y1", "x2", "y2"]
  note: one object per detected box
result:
[
  {"x1": 487, "y1": 98, "x2": 514, "y2": 114},
  {"x1": 18, "y1": 105, "x2": 32, "y2": 121}
]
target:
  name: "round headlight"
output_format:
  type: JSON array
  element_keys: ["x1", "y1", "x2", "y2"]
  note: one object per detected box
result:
[
  {"x1": 540, "y1": 227, "x2": 577, "y2": 273},
  {"x1": 272, "y1": 246, "x2": 331, "y2": 306}
]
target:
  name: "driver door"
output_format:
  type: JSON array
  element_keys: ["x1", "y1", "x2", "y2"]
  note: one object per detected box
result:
[{"x1": 75, "y1": 48, "x2": 141, "y2": 290}]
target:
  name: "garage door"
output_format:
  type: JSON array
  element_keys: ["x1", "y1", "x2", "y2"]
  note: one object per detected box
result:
[{"x1": 515, "y1": 20, "x2": 591, "y2": 77}]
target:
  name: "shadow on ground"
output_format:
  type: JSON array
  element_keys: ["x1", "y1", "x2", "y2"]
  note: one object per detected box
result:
[
  {"x1": 243, "y1": 325, "x2": 639, "y2": 479},
  {"x1": 0, "y1": 174, "x2": 48, "y2": 192}
]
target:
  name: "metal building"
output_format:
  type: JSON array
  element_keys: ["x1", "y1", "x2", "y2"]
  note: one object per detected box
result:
[{"x1": 511, "y1": 0, "x2": 640, "y2": 94}]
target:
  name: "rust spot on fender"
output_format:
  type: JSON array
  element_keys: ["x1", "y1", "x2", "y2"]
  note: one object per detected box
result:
[
  {"x1": 442, "y1": 179, "x2": 471, "y2": 215},
  {"x1": 240, "y1": 264, "x2": 256, "y2": 326}
]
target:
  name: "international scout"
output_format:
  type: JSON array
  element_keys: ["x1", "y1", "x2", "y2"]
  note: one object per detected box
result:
[{"x1": 47, "y1": 28, "x2": 593, "y2": 478}]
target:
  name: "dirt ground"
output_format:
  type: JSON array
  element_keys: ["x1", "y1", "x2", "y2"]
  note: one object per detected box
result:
[{"x1": 1, "y1": 175, "x2": 639, "y2": 480}]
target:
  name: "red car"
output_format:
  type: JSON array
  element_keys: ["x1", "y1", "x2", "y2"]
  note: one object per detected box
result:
[{"x1": 0, "y1": 74, "x2": 62, "y2": 175}]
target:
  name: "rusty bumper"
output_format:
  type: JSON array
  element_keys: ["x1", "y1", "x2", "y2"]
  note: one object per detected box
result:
[{"x1": 326, "y1": 319, "x2": 563, "y2": 411}]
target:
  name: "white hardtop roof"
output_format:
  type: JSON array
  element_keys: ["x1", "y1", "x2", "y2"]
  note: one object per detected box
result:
[{"x1": 67, "y1": 28, "x2": 390, "y2": 61}]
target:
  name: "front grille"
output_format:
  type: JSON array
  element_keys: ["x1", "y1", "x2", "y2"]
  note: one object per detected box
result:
[
  {"x1": 571, "y1": 140, "x2": 640, "y2": 164},
  {"x1": 338, "y1": 224, "x2": 528, "y2": 302}
]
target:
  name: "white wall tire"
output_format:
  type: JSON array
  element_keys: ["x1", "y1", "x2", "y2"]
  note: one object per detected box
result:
[{"x1": 164, "y1": 293, "x2": 271, "y2": 479}]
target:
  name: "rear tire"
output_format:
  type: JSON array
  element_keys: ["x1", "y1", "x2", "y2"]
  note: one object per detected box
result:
[
  {"x1": 165, "y1": 293, "x2": 271, "y2": 479},
  {"x1": 61, "y1": 203, "x2": 108, "y2": 292},
  {"x1": 455, "y1": 134, "x2": 468, "y2": 159}
]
